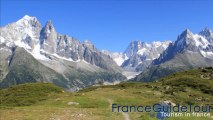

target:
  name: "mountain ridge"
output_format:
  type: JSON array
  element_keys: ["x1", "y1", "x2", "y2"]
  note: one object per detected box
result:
[
  {"x1": 1, "y1": 15, "x2": 213, "y2": 89},
  {"x1": 133, "y1": 28, "x2": 213, "y2": 82},
  {"x1": 0, "y1": 15, "x2": 126, "y2": 90}
]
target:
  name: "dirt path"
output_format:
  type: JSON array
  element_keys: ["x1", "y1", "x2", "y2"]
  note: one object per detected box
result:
[
  {"x1": 121, "y1": 112, "x2": 130, "y2": 120},
  {"x1": 107, "y1": 99, "x2": 130, "y2": 120}
]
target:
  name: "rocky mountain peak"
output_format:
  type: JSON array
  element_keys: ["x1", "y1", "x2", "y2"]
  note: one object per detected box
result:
[
  {"x1": 16, "y1": 15, "x2": 41, "y2": 29},
  {"x1": 19, "y1": 15, "x2": 36, "y2": 21},
  {"x1": 124, "y1": 40, "x2": 145, "y2": 57},
  {"x1": 43, "y1": 20, "x2": 56, "y2": 33},
  {"x1": 200, "y1": 27, "x2": 212, "y2": 34},
  {"x1": 199, "y1": 27, "x2": 213, "y2": 43},
  {"x1": 130, "y1": 40, "x2": 144, "y2": 47},
  {"x1": 83, "y1": 40, "x2": 93, "y2": 45},
  {"x1": 178, "y1": 29, "x2": 193, "y2": 39},
  {"x1": 175, "y1": 29, "x2": 197, "y2": 50},
  {"x1": 121, "y1": 40, "x2": 171, "y2": 71},
  {"x1": 83, "y1": 40, "x2": 96, "y2": 51},
  {"x1": 154, "y1": 28, "x2": 213, "y2": 65}
]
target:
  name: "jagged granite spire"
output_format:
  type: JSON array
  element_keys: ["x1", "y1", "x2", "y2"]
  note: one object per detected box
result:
[
  {"x1": 178, "y1": 29, "x2": 193, "y2": 39},
  {"x1": 199, "y1": 27, "x2": 213, "y2": 43},
  {"x1": 40, "y1": 20, "x2": 57, "y2": 54}
]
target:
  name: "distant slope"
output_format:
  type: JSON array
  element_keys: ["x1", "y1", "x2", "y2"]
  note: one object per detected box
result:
[
  {"x1": 0, "y1": 47, "x2": 126, "y2": 91},
  {"x1": 133, "y1": 52, "x2": 213, "y2": 82},
  {"x1": 0, "y1": 47, "x2": 69, "y2": 89}
]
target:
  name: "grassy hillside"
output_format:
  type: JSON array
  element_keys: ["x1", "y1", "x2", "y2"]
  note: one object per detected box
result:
[
  {"x1": 0, "y1": 83, "x2": 63, "y2": 107},
  {"x1": 0, "y1": 67, "x2": 213, "y2": 120}
]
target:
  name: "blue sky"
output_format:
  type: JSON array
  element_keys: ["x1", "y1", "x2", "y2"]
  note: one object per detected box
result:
[{"x1": 1, "y1": 0, "x2": 213, "y2": 52}]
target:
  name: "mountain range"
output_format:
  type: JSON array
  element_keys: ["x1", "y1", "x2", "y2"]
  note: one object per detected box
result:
[
  {"x1": 0, "y1": 15, "x2": 126, "y2": 91},
  {"x1": 0, "y1": 15, "x2": 213, "y2": 90},
  {"x1": 133, "y1": 28, "x2": 213, "y2": 82}
]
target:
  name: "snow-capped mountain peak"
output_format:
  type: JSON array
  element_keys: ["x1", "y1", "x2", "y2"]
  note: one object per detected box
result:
[
  {"x1": 121, "y1": 40, "x2": 171, "y2": 71},
  {"x1": 154, "y1": 28, "x2": 213, "y2": 65},
  {"x1": 200, "y1": 27, "x2": 212, "y2": 35},
  {"x1": 124, "y1": 40, "x2": 145, "y2": 57},
  {"x1": 0, "y1": 15, "x2": 42, "y2": 50},
  {"x1": 179, "y1": 29, "x2": 193, "y2": 39},
  {"x1": 16, "y1": 15, "x2": 41, "y2": 29},
  {"x1": 125, "y1": 40, "x2": 171, "y2": 57},
  {"x1": 176, "y1": 29, "x2": 210, "y2": 49},
  {"x1": 1, "y1": 15, "x2": 122, "y2": 74},
  {"x1": 21, "y1": 15, "x2": 34, "y2": 20}
]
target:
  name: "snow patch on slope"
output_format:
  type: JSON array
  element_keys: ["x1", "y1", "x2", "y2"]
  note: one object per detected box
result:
[
  {"x1": 200, "y1": 50, "x2": 213, "y2": 58},
  {"x1": 31, "y1": 44, "x2": 49, "y2": 61},
  {"x1": 14, "y1": 40, "x2": 32, "y2": 49},
  {"x1": 193, "y1": 34, "x2": 209, "y2": 48},
  {"x1": 114, "y1": 56, "x2": 126, "y2": 66},
  {"x1": 0, "y1": 36, "x2": 6, "y2": 43},
  {"x1": 137, "y1": 48, "x2": 147, "y2": 55}
]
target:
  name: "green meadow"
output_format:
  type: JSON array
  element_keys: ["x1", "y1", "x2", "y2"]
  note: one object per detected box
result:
[{"x1": 0, "y1": 67, "x2": 213, "y2": 120}]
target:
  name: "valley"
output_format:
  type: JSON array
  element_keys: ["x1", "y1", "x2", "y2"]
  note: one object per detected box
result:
[{"x1": 1, "y1": 1, "x2": 213, "y2": 120}]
